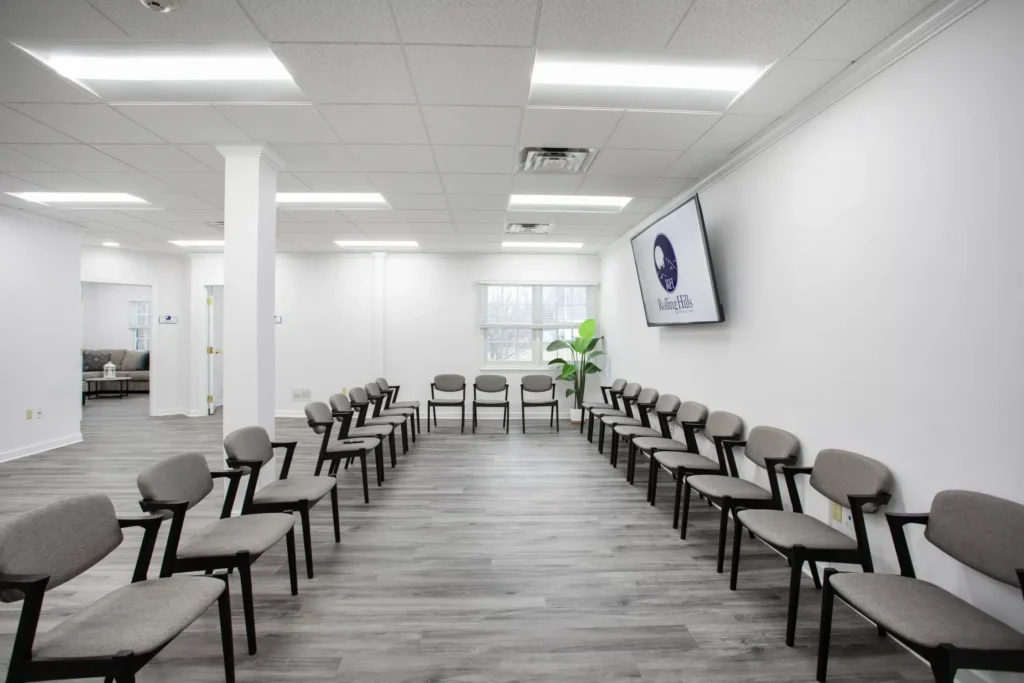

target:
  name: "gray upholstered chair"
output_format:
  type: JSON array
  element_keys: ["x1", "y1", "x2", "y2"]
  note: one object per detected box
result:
[
  {"x1": 589, "y1": 382, "x2": 642, "y2": 452},
  {"x1": 682, "y1": 426, "x2": 800, "y2": 574},
  {"x1": 352, "y1": 386, "x2": 410, "y2": 454},
  {"x1": 733, "y1": 449, "x2": 893, "y2": 646},
  {"x1": 818, "y1": 490, "x2": 1024, "y2": 683},
  {"x1": 364, "y1": 382, "x2": 415, "y2": 449},
  {"x1": 223, "y1": 426, "x2": 339, "y2": 580},
  {"x1": 305, "y1": 401, "x2": 383, "y2": 501},
  {"x1": 521, "y1": 374, "x2": 559, "y2": 433},
  {"x1": 376, "y1": 377, "x2": 420, "y2": 434},
  {"x1": 331, "y1": 392, "x2": 397, "y2": 470},
  {"x1": 601, "y1": 387, "x2": 658, "y2": 467},
  {"x1": 473, "y1": 374, "x2": 509, "y2": 434},
  {"x1": 428, "y1": 374, "x2": 467, "y2": 433},
  {"x1": 581, "y1": 377, "x2": 627, "y2": 436},
  {"x1": 0, "y1": 495, "x2": 235, "y2": 683},
  {"x1": 136, "y1": 453, "x2": 297, "y2": 655},
  {"x1": 632, "y1": 400, "x2": 709, "y2": 498},
  {"x1": 614, "y1": 393, "x2": 682, "y2": 483}
]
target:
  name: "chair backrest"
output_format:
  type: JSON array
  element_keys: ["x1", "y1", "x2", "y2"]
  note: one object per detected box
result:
[
  {"x1": 348, "y1": 386, "x2": 368, "y2": 404},
  {"x1": 376, "y1": 377, "x2": 391, "y2": 391},
  {"x1": 305, "y1": 401, "x2": 333, "y2": 433},
  {"x1": 653, "y1": 394, "x2": 681, "y2": 414},
  {"x1": 925, "y1": 490, "x2": 1024, "y2": 586},
  {"x1": 521, "y1": 374, "x2": 553, "y2": 393},
  {"x1": 475, "y1": 374, "x2": 507, "y2": 393},
  {"x1": 0, "y1": 495, "x2": 123, "y2": 601},
  {"x1": 675, "y1": 400, "x2": 708, "y2": 424},
  {"x1": 809, "y1": 449, "x2": 893, "y2": 513},
  {"x1": 223, "y1": 425, "x2": 274, "y2": 465},
  {"x1": 635, "y1": 387, "x2": 659, "y2": 406},
  {"x1": 609, "y1": 378, "x2": 627, "y2": 392},
  {"x1": 364, "y1": 382, "x2": 385, "y2": 399},
  {"x1": 620, "y1": 382, "x2": 641, "y2": 400},
  {"x1": 434, "y1": 373, "x2": 465, "y2": 392},
  {"x1": 329, "y1": 392, "x2": 351, "y2": 413},
  {"x1": 704, "y1": 410, "x2": 743, "y2": 442},
  {"x1": 744, "y1": 426, "x2": 800, "y2": 469},
  {"x1": 137, "y1": 452, "x2": 214, "y2": 509}
]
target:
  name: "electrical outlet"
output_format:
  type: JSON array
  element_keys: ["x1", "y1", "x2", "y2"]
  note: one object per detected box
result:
[
  {"x1": 24, "y1": 409, "x2": 33, "y2": 420},
  {"x1": 36, "y1": 409, "x2": 43, "y2": 419}
]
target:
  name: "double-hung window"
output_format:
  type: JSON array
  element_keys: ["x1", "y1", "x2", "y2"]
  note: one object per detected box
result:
[
  {"x1": 479, "y1": 283, "x2": 597, "y2": 368},
  {"x1": 129, "y1": 301, "x2": 151, "y2": 351}
]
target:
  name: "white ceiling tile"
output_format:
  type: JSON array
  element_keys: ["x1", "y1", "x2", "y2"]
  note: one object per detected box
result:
[
  {"x1": 433, "y1": 145, "x2": 515, "y2": 173},
  {"x1": 115, "y1": 209, "x2": 189, "y2": 222},
  {"x1": 604, "y1": 211, "x2": 652, "y2": 227},
  {"x1": 454, "y1": 222, "x2": 504, "y2": 234},
  {"x1": 349, "y1": 145, "x2": 436, "y2": 173},
  {"x1": 624, "y1": 197, "x2": 673, "y2": 212},
  {"x1": 663, "y1": 150, "x2": 730, "y2": 178},
  {"x1": 0, "y1": 0, "x2": 125, "y2": 39},
  {"x1": 7, "y1": 144, "x2": 133, "y2": 172},
  {"x1": 294, "y1": 172, "x2": 376, "y2": 192},
  {"x1": 9, "y1": 104, "x2": 162, "y2": 143},
  {"x1": 576, "y1": 175, "x2": 690, "y2": 198},
  {"x1": 551, "y1": 223, "x2": 630, "y2": 236},
  {"x1": 139, "y1": 194, "x2": 215, "y2": 210},
  {"x1": 405, "y1": 46, "x2": 532, "y2": 106},
  {"x1": 396, "y1": 209, "x2": 452, "y2": 223},
  {"x1": 605, "y1": 111, "x2": 720, "y2": 151},
  {"x1": 352, "y1": 223, "x2": 409, "y2": 234},
  {"x1": 446, "y1": 194, "x2": 509, "y2": 210},
  {"x1": 586, "y1": 149, "x2": 681, "y2": 177},
  {"x1": 421, "y1": 106, "x2": 521, "y2": 146},
  {"x1": 391, "y1": 0, "x2": 537, "y2": 46},
  {"x1": 113, "y1": 105, "x2": 249, "y2": 144},
  {"x1": 272, "y1": 144, "x2": 360, "y2": 172},
  {"x1": 0, "y1": 43, "x2": 97, "y2": 103},
  {"x1": 689, "y1": 114, "x2": 777, "y2": 152},
  {"x1": 89, "y1": 0, "x2": 263, "y2": 40},
  {"x1": 6, "y1": 171, "x2": 107, "y2": 190},
  {"x1": 729, "y1": 59, "x2": 849, "y2": 116},
  {"x1": 151, "y1": 173, "x2": 224, "y2": 194},
  {"x1": 0, "y1": 106, "x2": 73, "y2": 143},
  {"x1": 510, "y1": 172, "x2": 585, "y2": 193},
  {"x1": 81, "y1": 171, "x2": 180, "y2": 194},
  {"x1": 338, "y1": 209, "x2": 401, "y2": 223},
  {"x1": 519, "y1": 107, "x2": 623, "y2": 148},
  {"x1": 792, "y1": 0, "x2": 934, "y2": 61},
  {"x1": 92, "y1": 144, "x2": 211, "y2": 172},
  {"x1": 170, "y1": 209, "x2": 224, "y2": 223},
  {"x1": 270, "y1": 44, "x2": 415, "y2": 104},
  {"x1": 507, "y1": 209, "x2": 612, "y2": 225},
  {"x1": 278, "y1": 209, "x2": 348, "y2": 223},
  {"x1": 0, "y1": 172, "x2": 43, "y2": 191},
  {"x1": 452, "y1": 210, "x2": 507, "y2": 224},
  {"x1": 238, "y1": 0, "x2": 398, "y2": 42},
  {"x1": 369, "y1": 173, "x2": 444, "y2": 194},
  {"x1": 668, "y1": 0, "x2": 845, "y2": 59},
  {"x1": 278, "y1": 222, "x2": 358, "y2": 234},
  {"x1": 537, "y1": 0, "x2": 694, "y2": 49},
  {"x1": 318, "y1": 105, "x2": 427, "y2": 144},
  {"x1": 275, "y1": 172, "x2": 309, "y2": 191},
  {"x1": 441, "y1": 173, "x2": 512, "y2": 194},
  {"x1": 214, "y1": 105, "x2": 337, "y2": 144},
  {"x1": 176, "y1": 145, "x2": 224, "y2": 171},
  {"x1": 406, "y1": 222, "x2": 456, "y2": 234},
  {"x1": 383, "y1": 194, "x2": 448, "y2": 210}
]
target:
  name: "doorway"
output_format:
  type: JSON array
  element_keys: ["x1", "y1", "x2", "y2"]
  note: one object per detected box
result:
[{"x1": 206, "y1": 285, "x2": 224, "y2": 415}]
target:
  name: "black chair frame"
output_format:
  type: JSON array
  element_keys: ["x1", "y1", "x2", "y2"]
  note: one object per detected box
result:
[
  {"x1": 381, "y1": 383, "x2": 421, "y2": 434},
  {"x1": 580, "y1": 383, "x2": 617, "y2": 435},
  {"x1": 607, "y1": 395, "x2": 657, "y2": 469},
  {"x1": 622, "y1": 407, "x2": 677, "y2": 484},
  {"x1": 427, "y1": 382, "x2": 467, "y2": 433},
  {"x1": 345, "y1": 400, "x2": 399, "y2": 466},
  {"x1": 368, "y1": 387, "x2": 416, "y2": 446},
  {"x1": 308, "y1": 415, "x2": 379, "y2": 502},
  {"x1": 521, "y1": 383, "x2": 559, "y2": 433},
  {"x1": 596, "y1": 393, "x2": 635, "y2": 453},
  {"x1": 643, "y1": 420, "x2": 707, "y2": 513},
  {"x1": 363, "y1": 393, "x2": 410, "y2": 454},
  {"x1": 587, "y1": 388, "x2": 623, "y2": 442},
  {"x1": 472, "y1": 382, "x2": 509, "y2": 434}
]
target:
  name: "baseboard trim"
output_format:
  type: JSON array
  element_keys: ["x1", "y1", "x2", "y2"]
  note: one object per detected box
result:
[
  {"x1": 0, "y1": 433, "x2": 83, "y2": 463},
  {"x1": 152, "y1": 407, "x2": 188, "y2": 417}
]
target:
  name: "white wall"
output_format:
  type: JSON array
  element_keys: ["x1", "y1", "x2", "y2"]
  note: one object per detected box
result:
[
  {"x1": 600, "y1": 0, "x2": 1024, "y2": 670},
  {"x1": 0, "y1": 212, "x2": 82, "y2": 460},
  {"x1": 81, "y1": 282, "x2": 151, "y2": 350},
  {"x1": 383, "y1": 253, "x2": 602, "y2": 416},
  {"x1": 81, "y1": 247, "x2": 190, "y2": 417}
]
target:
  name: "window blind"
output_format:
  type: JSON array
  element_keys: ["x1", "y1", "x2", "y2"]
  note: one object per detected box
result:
[{"x1": 478, "y1": 283, "x2": 598, "y2": 329}]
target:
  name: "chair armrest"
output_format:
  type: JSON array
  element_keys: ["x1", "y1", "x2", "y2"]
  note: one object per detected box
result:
[
  {"x1": 212, "y1": 466, "x2": 251, "y2": 479},
  {"x1": 0, "y1": 573, "x2": 50, "y2": 590},
  {"x1": 719, "y1": 438, "x2": 745, "y2": 447},
  {"x1": 885, "y1": 512, "x2": 929, "y2": 526},
  {"x1": 781, "y1": 465, "x2": 814, "y2": 513},
  {"x1": 118, "y1": 513, "x2": 164, "y2": 583},
  {"x1": 271, "y1": 440, "x2": 298, "y2": 450},
  {"x1": 117, "y1": 512, "x2": 163, "y2": 529},
  {"x1": 272, "y1": 441, "x2": 298, "y2": 479},
  {"x1": 886, "y1": 511, "x2": 928, "y2": 578},
  {"x1": 762, "y1": 456, "x2": 796, "y2": 508},
  {"x1": 210, "y1": 467, "x2": 249, "y2": 517},
  {"x1": 331, "y1": 410, "x2": 353, "y2": 418},
  {"x1": 308, "y1": 420, "x2": 334, "y2": 428}
]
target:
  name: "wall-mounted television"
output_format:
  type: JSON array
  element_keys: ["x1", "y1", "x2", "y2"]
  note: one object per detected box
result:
[{"x1": 630, "y1": 194, "x2": 724, "y2": 326}]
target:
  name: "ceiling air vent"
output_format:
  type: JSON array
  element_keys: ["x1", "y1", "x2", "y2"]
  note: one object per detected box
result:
[
  {"x1": 518, "y1": 147, "x2": 595, "y2": 173},
  {"x1": 207, "y1": 221, "x2": 225, "y2": 229},
  {"x1": 505, "y1": 223, "x2": 554, "y2": 234}
]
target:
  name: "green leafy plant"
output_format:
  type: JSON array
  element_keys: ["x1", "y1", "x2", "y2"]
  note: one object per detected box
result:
[{"x1": 546, "y1": 318, "x2": 603, "y2": 410}]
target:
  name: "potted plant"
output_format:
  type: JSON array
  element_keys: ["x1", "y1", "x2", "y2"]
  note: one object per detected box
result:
[{"x1": 546, "y1": 318, "x2": 603, "y2": 424}]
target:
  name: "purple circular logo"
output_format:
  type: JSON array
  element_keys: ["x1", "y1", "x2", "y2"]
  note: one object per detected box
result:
[{"x1": 653, "y1": 233, "x2": 677, "y2": 293}]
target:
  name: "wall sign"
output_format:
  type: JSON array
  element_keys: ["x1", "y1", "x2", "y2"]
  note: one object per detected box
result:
[{"x1": 158, "y1": 315, "x2": 178, "y2": 324}]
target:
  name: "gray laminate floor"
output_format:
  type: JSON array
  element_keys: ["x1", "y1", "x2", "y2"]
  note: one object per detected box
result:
[{"x1": 0, "y1": 396, "x2": 930, "y2": 682}]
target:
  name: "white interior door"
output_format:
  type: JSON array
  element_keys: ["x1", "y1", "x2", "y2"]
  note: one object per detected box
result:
[{"x1": 206, "y1": 285, "x2": 224, "y2": 415}]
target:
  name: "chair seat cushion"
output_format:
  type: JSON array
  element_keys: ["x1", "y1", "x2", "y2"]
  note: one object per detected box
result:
[
  {"x1": 348, "y1": 425, "x2": 392, "y2": 438},
  {"x1": 633, "y1": 436, "x2": 690, "y2": 452},
  {"x1": 474, "y1": 398, "x2": 509, "y2": 405},
  {"x1": 602, "y1": 415, "x2": 641, "y2": 427},
  {"x1": 582, "y1": 401, "x2": 612, "y2": 409},
  {"x1": 253, "y1": 476, "x2": 336, "y2": 505},
  {"x1": 390, "y1": 400, "x2": 419, "y2": 408},
  {"x1": 381, "y1": 407, "x2": 415, "y2": 417},
  {"x1": 831, "y1": 573, "x2": 1024, "y2": 650},
  {"x1": 33, "y1": 576, "x2": 224, "y2": 660},
  {"x1": 177, "y1": 513, "x2": 294, "y2": 559},
  {"x1": 590, "y1": 407, "x2": 624, "y2": 417},
  {"x1": 365, "y1": 416, "x2": 405, "y2": 426},
  {"x1": 615, "y1": 425, "x2": 661, "y2": 439},
  {"x1": 428, "y1": 398, "x2": 464, "y2": 405},
  {"x1": 524, "y1": 399, "x2": 556, "y2": 405},
  {"x1": 687, "y1": 475, "x2": 772, "y2": 501},
  {"x1": 327, "y1": 437, "x2": 380, "y2": 452},
  {"x1": 653, "y1": 451, "x2": 720, "y2": 471},
  {"x1": 738, "y1": 510, "x2": 857, "y2": 551}
]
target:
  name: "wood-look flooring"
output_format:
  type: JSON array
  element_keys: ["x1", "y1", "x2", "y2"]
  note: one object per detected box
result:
[{"x1": 0, "y1": 396, "x2": 930, "y2": 682}]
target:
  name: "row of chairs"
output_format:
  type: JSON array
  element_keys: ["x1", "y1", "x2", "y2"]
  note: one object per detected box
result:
[
  {"x1": 425, "y1": 373, "x2": 562, "y2": 434},
  {"x1": 0, "y1": 376, "x2": 419, "y2": 683},
  {"x1": 580, "y1": 379, "x2": 1024, "y2": 683}
]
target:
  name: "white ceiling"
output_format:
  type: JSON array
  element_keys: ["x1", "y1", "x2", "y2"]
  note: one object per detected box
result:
[{"x1": 0, "y1": 0, "x2": 936, "y2": 254}]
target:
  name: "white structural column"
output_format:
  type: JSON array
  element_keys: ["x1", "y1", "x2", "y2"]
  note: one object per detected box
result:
[
  {"x1": 371, "y1": 252, "x2": 386, "y2": 380},
  {"x1": 218, "y1": 145, "x2": 280, "y2": 486}
]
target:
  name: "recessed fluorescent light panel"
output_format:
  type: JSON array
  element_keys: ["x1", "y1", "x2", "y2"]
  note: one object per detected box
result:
[
  {"x1": 277, "y1": 193, "x2": 388, "y2": 209},
  {"x1": 13, "y1": 42, "x2": 304, "y2": 103},
  {"x1": 169, "y1": 240, "x2": 225, "y2": 248},
  {"x1": 102, "y1": 242, "x2": 120, "y2": 247},
  {"x1": 502, "y1": 242, "x2": 583, "y2": 250},
  {"x1": 334, "y1": 240, "x2": 418, "y2": 249},
  {"x1": 508, "y1": 195, "x2": 631, "y2": 213},
  {"x1": 5, "y1": 192, "x2": 147, "y2": 207},
  {"x1": 530, "y1": 51, "x2": 770, "y2": 111}
]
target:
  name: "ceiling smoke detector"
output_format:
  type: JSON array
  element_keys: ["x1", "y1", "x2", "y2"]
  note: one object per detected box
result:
[
  {"x1": 139, "y1": 0, "x2": 180, "y2": 12},
  {"x1": 518, "y1": 147, "x2": 595, "y2": 173},
  {"x1": 505, "y1": 223, "x2": 554, "y2": 235}
]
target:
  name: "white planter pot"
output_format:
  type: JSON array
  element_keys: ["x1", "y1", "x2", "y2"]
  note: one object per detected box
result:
[{"x1": 569, "y1": 408, "x2": 583, "y2": 424}]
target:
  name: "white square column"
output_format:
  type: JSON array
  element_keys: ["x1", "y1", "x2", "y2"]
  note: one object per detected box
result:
[{"x1": 218, "y1": 145, "x2": 280, "y2": 485}]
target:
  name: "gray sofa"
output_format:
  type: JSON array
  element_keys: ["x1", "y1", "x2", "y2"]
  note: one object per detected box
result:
[{"x1": 82, "y1": 349, "x2": 149, "y2": 393}]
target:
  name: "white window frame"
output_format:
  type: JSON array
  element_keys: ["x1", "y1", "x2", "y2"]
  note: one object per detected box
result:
[{"x1": 129, "y1": 301, "x2": 151, "y2": 352}]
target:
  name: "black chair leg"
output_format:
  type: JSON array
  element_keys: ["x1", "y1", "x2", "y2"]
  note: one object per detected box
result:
[
  {"x1": 285, "y1": 529, "x2": 299, "y2": 596},
  {"x1": 650, "y1": 461, "x2": 659, "y2": 505},
  {"x1": 598, "y1": 422, "x2": 605, "y2": 453},
  {"x1": 680, "y1": 480, "x2": 692, "y2": 537},
  {"x1": 809, "y1": 559, "x2": 822, "y2": 589},
  {"x1": 816, "y1": 568, "x2": 837, "y2": 682},
  {"x1": 472, "y1": 404, "x2": 477, "y2": 433},
  {"x1": 427, "y1": 404, "x2": 431, "y2": 432},
  {"x1": 376, "y1": 444, "x2": 385, "y2": 484},
  {"x1": 730, "y1": 512, "x2": 743, "y2": 590},
  {"x1": 359, "y1": 455, "x2": 369, "y2": 504},
  {"x1": 522, "y1": 403, "x2": 526, "y2": 433},
  {"x1": 549, "y1": 405, "x2": 553, "y2": 428},
  {"x1": 646, "y1": 455, "x2": 656, "y2": 502},
  {"x1": 716, "y1": 500, "x2": 731, "y2": 573},
  {"x1": 237, "y1": 556, "x2": 257, "y2": 655},
  {"x1": 786, "y1": 548, "x2": 805, "y2": 646},
  {"x1": 330, "y1": 485, "x2": 341, "y2": 539},
  {"x1": 610, "y1": 432, "x2": 618, "y2": 467},
  {"x1": 216, "y1": 578, "x2": 236, "y2": 683},
  {"x1": 461, "y1": 404, "x2": 465, "y2": 433},
  {"x1": 389, "y1": 432, "x2": 397, "y2": 467},
  {"x1": 587, "y1": 411, "x2": 595, "y2": 441},
  {"x1": 579, "y1": 410, "x2": 585, "y2": 433},
  {"x1": 401, "y1": 422, "x2": 409, "y2": 453},
  {"x1": 555, "y1": 403, "x2": 559, "y2": 431},
  {"x1": 416, "y1": 407, "x2": 421, "y2": 433},
  {"x1": 672, "y1": 468, "x2": 684, "y2": 529}
]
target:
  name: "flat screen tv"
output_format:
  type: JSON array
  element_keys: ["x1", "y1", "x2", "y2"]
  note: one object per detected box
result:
[{"x1": 630, "y1": 194, "x2": 724, "y2": 326}]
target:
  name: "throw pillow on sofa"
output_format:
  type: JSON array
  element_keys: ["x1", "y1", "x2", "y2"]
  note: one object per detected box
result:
[
  {"x1": 122, "y1": 350, "x2": 146, "y2": 371},
  {"x1": 139, "y1": 352, "x2": 150, "y2": 371},
  {"x1": 82, "y1": 350, "x2": 110, "y2": 372}
]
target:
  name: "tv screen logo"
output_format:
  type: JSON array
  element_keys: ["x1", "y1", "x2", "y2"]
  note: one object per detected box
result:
[{"x1": 653, "y1": 233, "x2": 677, "y2": 293}]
